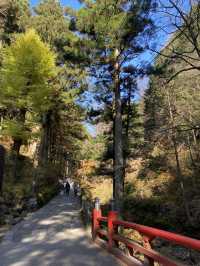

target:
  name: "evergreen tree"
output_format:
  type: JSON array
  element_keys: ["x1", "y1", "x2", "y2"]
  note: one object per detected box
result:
[
  {"x1": 69, "y1": 0, "x2": 155, "y2": 210},
  {"x1": 1, "y1": 0, "x2": 30, "y2": 45},
  {"x1": 29, "y1": 0, "x2": 88, "y2": 169}
]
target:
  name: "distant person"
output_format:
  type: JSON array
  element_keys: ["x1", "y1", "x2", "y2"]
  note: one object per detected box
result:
[
  {"x1": 73, "y1": 182, "x2": 78, "y2": 197},
  {"x1": 65, "y1": 180, "x2": 70, "y2": 197}
]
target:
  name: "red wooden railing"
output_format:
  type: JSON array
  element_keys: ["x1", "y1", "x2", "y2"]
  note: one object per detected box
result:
[{"x1": 92, "y1": 200, "x2": 200, "y2": 266}]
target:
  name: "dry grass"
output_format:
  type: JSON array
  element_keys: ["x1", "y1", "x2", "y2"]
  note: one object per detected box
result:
[
  {"x1": 77, "y1": 158, "x2": 175, "y2": 203},
  {"x1": 88, "y1": 177, "x2": 113, "y2": 204}
]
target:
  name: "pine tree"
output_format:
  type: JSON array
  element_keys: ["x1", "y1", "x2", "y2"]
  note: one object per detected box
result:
[{"x1": 69, "y1": 0, "x2": 155, "y2": 211}]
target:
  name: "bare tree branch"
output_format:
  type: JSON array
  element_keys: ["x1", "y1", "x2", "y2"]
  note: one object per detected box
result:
[{"x1": 167, "y1": 67, "x2": 198, "y2": 82}]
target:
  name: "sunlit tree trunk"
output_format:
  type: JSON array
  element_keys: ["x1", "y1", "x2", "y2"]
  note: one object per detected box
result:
[{"x1": 113, "y1": 48, "x2": 124, "y2": 212}]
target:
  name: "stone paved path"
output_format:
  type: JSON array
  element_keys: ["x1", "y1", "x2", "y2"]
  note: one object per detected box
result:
[{"x1": 0, "y1": 194, "x2": 120, "y2": 266}]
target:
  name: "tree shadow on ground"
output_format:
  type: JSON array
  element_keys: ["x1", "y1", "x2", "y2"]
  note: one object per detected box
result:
[{"x1": 0, "y1": 195, "x2": 119, "y2": 266}]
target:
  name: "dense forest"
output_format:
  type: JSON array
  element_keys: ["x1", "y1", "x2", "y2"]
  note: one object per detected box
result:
[{"x1": 0, "y1": 0, "x2": 200, "y2": 258}]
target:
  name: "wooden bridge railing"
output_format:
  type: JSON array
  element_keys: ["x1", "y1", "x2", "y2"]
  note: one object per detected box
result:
[{"x1": 92, "y1": 198, "x2": 200, "y2": 266}]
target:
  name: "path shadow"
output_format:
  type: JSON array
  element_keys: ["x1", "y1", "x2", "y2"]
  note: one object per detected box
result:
[{"x1": 0, "y1": 195, "x2": 119, "y2": 266}]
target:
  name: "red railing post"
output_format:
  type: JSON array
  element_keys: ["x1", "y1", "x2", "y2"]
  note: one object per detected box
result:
[
  {"x1": 92, "y1": 197, "x2": 102, "y2": 240},
  {"x1": 108, "y1": 209, "x2": 118, "y2": 250}
]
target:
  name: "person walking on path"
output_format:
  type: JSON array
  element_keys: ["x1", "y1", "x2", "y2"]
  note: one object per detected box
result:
[
  {"x1": 73, "y1": 182, "x2": 78, "y2": 197},
  {"x1": 64, "y1": 180, "x2": 70, "y2": 196}
]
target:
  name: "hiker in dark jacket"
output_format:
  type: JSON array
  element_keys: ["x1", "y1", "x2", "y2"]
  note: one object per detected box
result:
[
  {"x1": 64, "y1": 180, "x2": 70, "y2": 196},
  {"x1": 73, "y1": 182, "x2": 78, "y2": 197}
]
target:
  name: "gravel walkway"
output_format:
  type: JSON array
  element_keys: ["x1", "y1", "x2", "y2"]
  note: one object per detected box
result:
[{"x1": 0, "y1": 194, "x2": 120, "y2": 266}]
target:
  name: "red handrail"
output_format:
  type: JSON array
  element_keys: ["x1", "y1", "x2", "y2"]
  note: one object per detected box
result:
[
  {"x1": 114, "y1": 220, "x2": 200, "y2": 251},
  {"x1": 92, "y1": 207, "x2": 200, "y2": 266}
]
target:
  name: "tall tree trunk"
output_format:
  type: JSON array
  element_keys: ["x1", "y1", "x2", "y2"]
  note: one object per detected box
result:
[
  {"x1": 39, "y1": 111, "x2": 52, "y2": 166},
  {"x1": 12, "y1": 108, "x2": 26, "y2": 155},
  {"x1": 12, "y1": 108, "x2": 26, "y2": 179},
  {"x1": 0, "y1": 145, "x2": 5, "y2": 194},
  {"x1": 123, "y1": 83, "x2": 132, "y2": 181},
  {"x1": 113, "y1": 118, "x2": 115, "y2": 199},
  {"x1": 113, "y1": 48, "x2": 124, "y2": 212}
]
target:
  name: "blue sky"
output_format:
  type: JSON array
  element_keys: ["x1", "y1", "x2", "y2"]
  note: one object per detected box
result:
[{"x1": 30, "y1": 0, "x2": 81, "y2": 9}]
